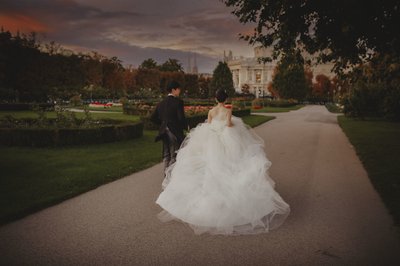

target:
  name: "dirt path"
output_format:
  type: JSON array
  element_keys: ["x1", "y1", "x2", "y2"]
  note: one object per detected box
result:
[{"x1": 1, "y1": 105, "x2": 399, "y2": 265}]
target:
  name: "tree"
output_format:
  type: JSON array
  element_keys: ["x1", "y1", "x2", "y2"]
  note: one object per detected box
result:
[
  {"x1": 272, "y1": 50, "x2": 310, "y2": 100},
  {"x1": 309, "y1": 74, "x2": 333, "y2": 103},
  {"x1": 102, "y1": 57, "x2": 125, "y2": 98},
  {"x1": 135, "y1": 69, "x2": 161, "y2": 92},
  {"x1": 159, "y1": 58, "x2": 184, "y2": 72},
  {"x1": 198, "y1": 75, "x2": 211, "y2": 99},
  {"x1": 139, "y1": 58, "x2": 158, "y2": 70},
  {"x1": 210, "y1": 61, "x2": 235, "y2": 97},
  {"x1": 184, "y1": 74, "x2": 199, "y2": 97},
  {"x1": 223, "y1": 0, "x2": 400, "y2": 72}
]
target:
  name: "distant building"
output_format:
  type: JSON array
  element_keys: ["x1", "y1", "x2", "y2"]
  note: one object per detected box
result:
[
  {"x1": 187, "y1": 53, "x2": 199, "y2": 75},
  {"x1": 224, "y1": 47, "x2": 335, "y2": 97},
  {"x1": 224, "y1": 47, "x2": 275, "y2": 97}
]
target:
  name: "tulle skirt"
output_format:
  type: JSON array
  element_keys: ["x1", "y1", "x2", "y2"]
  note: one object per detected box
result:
[{"x1": 156, "y1": 116, "x2": 290, "y2": 235}]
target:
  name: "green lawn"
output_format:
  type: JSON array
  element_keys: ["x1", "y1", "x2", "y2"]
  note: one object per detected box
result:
[
  {"x1": 80, "y1": 106, "x2": 124, "y2": 112},
  {"x1": 0, "y1": 130, "x2": 161, "y2": 224},
  {"x1": 338, "y1": 116, "x2": 400, "y2": 226},
  {"x1": 252, "y1": 105, "x2": 304, "y2": 113},
  {"x1": 0, "y1": 114, "x2": 273, "y2": 225},
  {"x1": 242, "y1": 114, "x2": 275, "y2": 127}
]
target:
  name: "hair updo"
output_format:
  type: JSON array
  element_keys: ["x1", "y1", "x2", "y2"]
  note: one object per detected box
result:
[{"x1": 215, "y1": 89, "x2": 228, "y2": 103}]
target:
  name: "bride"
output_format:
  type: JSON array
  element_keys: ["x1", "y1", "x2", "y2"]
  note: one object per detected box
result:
[{"x1": 156, "y1": 89, "x2": 290, "y2": 235}]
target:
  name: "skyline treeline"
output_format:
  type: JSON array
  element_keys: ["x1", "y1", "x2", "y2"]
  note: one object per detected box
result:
[{"x1": 0, "y1": 29, "x2": 212, "y2": 103}]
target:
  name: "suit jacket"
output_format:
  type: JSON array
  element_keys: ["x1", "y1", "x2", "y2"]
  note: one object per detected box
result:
[{"x1": 150, "y1": 95, "x2": 188, "y2": 145}]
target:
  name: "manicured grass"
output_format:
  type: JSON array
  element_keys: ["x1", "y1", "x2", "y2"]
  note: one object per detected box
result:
[
  {"x1": 242, "y1": 114, "x2": 275, "y2": 127},
  {"x1": 0, "y1": 114, "x2": 272, "y2": 225},
  {"x1": 0, "y1": 110, "x2": 140, "y2": 122},
  {"x1": 338, "y1": 116, "x2": 400, "y2": 226},
  {"x1": 0, "y1": 130, "x2": 161, "y2": 224},
  {"x1": 252, "y1": 105, "x2": 304, "y2": 113}
]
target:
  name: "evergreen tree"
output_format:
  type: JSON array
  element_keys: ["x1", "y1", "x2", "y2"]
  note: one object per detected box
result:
[
  {"x1": 210, "y1": 61, "x2": 234, "y2": 98},
  {"x1": 272, "y1": 50, "x2": 310, "y2": 101}
]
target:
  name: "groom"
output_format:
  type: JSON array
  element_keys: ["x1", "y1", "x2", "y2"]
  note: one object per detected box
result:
[{"x1": 150, "y1": 81, "x2": 188, "y2": 173}]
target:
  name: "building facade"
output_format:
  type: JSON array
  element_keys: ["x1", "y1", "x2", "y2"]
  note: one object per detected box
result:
[
  {"x1": 224, "y1": 47, "x2": 334, "y2": 98},
  {"x1": 224, "y1": 47, "x2": 274, "y2": 97}
]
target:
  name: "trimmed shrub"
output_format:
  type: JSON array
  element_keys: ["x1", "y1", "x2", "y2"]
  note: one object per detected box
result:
[
  {"x1": 0, "y1": 103, "x2": 55, "y2": 111},
  {"x1": 141, "y1": 108, "x2": 251, "y2": 130},
  {"x1": 0, "y1": 120, "x2": 143, "y2": 147}
]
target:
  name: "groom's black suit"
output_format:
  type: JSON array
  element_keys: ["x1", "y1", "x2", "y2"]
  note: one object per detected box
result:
[{"x1": 150, "y1": 95, "x2": 188, "y2": 171}]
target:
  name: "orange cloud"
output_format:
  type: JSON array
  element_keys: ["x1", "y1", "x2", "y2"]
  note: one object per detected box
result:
[{"x1": 0, "y1": 13, "x2": 51, "y2": 33}]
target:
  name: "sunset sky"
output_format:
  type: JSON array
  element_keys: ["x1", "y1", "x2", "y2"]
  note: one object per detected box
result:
[{"x1": 0, "y1": 0, "x2": 256, "y2": 73}]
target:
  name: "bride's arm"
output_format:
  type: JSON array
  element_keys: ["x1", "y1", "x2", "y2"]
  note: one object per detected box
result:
[
  {"x1": 207, "y1": 110, "x2": 212, "y2": 123},
  {"x1": 227, "y1": 110, "x2": 233, "y2": 127}
]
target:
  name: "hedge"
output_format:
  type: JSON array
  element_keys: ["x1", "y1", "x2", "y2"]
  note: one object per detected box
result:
[
  {"x1": 0, "y1": 120, "x2": 143, "y2": 147},
  {"x1": 0, "y1": 103, "x2": 55, "y2": 111},
  {"x1": 141, "y1": 108, "x2": 251, "y2": 130}
]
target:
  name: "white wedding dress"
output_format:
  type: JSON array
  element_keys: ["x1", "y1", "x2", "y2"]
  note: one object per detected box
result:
[{"x1": 156, "y1": 111, "x2": 290, "y2": 235}]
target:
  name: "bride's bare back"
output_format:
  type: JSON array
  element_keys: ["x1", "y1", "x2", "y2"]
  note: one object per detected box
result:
[{"x1": 207, "y1": 104, "x2": 233, "y2": 127}]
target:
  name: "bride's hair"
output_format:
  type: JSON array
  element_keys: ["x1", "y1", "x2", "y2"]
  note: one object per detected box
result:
[{"x1": 215, "y1": 89, "x2": 228, "y2": 103}]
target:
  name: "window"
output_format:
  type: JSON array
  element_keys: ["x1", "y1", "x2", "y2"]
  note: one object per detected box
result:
[{"x1": 255, "y1": 70, "x2": 261, "y2": 83}]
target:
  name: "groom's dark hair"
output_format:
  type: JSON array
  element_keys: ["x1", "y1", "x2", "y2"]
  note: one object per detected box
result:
[
  {"x1": 166, "y1": 81, "x2": 180, "y2": 93},
  {"x1": 216, "y1": 89, "x2": 228, "y2": 103}
]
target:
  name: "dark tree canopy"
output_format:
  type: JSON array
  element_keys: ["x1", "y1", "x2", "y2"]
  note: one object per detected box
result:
[
  {"x1": 210, "y1": 61, "x2": 235, "y2": 97},
  {"x1": 159, "y1": 58, "x2": 184, "y2": 72},
  {"x1": 139, "y1": 58, "x2": 158, "y2": 70},
  {"x1": 224, "y1": 0, "x2": 400, "y2": 72},
  {"x1": 272, "y1": 50, "x2": 310, "y2": 100}
]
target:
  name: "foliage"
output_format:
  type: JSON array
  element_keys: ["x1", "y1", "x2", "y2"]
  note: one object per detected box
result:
[
  {"x1": 325, "y1": 103, "x2": 343, "y2": 113},
  {"x1": 343, "y1": 53, "x2": 400, "y2": 120},
  {"x1": 70, "y1": 95, "x2": 82, "y2": 106},
  {"x1": 159, "y1": 58, "x2": 184, "y2": 72},
  {"x1": 210, "y1": 61, "x2": 235, "y2": 97},
  {"x1": 223, "y1": 0, "x2": 400, "y2": 73},
  {"x1": 309, "y1": 74, "x2": 333, "y2": 103},
  {"x1": 139, "y1": 58, "x2": 158, "y2": 69},
  {"x1": 198, "y1": 75, "x2": 212, "y2": 99},
  {"x1": 343, "y1": 81, "x2": 385, "y2": 118},
  {"x1": 0, "y1": 29, "x2": 131, "y2": 102},
  {"x1": 272, "y1": 50, "x2": 311, "y2": 100}
]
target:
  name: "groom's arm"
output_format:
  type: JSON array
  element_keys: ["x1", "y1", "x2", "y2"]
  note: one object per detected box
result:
[
  {"x1": 177, "y1": 99, "x2": 188, "y2": 130},
  {"x1": 150, "y1": 104, "x2": 161, "y2": 125}
]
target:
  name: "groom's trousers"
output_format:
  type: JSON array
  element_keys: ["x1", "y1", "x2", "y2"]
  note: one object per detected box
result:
[{"x1": 162, "y1": 127, "x2": 179, "y2": 173}]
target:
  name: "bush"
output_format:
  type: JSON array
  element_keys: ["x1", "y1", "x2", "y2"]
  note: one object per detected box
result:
[
  {"x1": 0, "y1": 103, "x2": 55, "y2": 111},
  {"x1": 383, "y1": 86, "x2": 400, "y2": 121},
  {"x1": 0, "y1": 119, "x2": 143, "y2": 147},
  {"x1": 343, "y1": 81, "x2": 385, "y2": 118},
  {"x1": 70, "y1": 95, "x2": 83, "y2": 107},
  {"x1": 141, "y1": 109, "x2": 251, "y2": 130}
]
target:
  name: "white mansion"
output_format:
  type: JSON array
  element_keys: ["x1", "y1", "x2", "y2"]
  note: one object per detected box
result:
[{"x1": 224, "y1": 47, "x2": 334, "y2": 97}]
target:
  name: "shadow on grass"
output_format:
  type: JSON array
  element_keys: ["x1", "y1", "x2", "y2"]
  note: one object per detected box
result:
[{"x1": 338, "y1": 116, "x2": 400, "y2": 227}]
